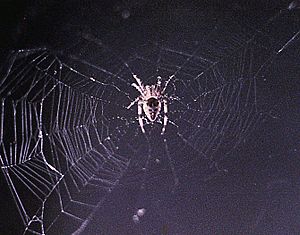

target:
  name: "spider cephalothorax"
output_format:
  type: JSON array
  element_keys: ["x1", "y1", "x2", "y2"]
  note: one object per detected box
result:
[{"x1": 127, "y1": 74, "x2": 174, "y2": 134}]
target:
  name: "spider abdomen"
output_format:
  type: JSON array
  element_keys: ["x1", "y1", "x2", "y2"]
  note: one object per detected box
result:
[{"x1": 144, "y1": 97, "x2": 161, "y2": 122}]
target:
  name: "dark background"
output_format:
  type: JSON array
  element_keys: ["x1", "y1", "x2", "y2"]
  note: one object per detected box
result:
[{"x1": 0, "y1": 0, "x2": 300, "y2": 234}]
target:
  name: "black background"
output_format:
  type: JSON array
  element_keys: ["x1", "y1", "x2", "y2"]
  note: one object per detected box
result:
[{"x1": 1, "y1": 0, "x2": 300, "y2": 234}]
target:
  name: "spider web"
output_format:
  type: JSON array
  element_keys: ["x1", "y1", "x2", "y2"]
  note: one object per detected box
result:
[{"x1": 1, "y1": 5, "x2": 300, "y2": 235}]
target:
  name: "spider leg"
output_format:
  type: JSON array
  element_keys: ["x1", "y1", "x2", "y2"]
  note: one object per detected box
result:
[
  {"x1": 133, "y1": 74, "x2": 143, "y2": 87},
  {"x1": 131, "y1": 83, "x2": 144, "y2": 95},
  {"x1": 127, "y1": 97, "x2": 140, "y2": 109},
  {"x1": 132, "y1": 74, "x2": 145, "y2": 91},
  {"x1": 161, "y1": 98, "x2": 168, "y2": 135},
  {"x1": 157, "y1": 76, "x2": 162, "y2": 88},
  {"x1": 138, "y1": 100, "x2": 145, "y2": 133}
]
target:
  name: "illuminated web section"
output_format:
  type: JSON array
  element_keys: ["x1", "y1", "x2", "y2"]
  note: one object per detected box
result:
[
  {"x1": 109, "y1": 10, "x2": 300, "y2": 187},
  {"x1": 0, "y1": 49, "x2": 130, "y2": 234},
  {"x1": 1, "y1": 7, "x2": 300, "y2": 235}
]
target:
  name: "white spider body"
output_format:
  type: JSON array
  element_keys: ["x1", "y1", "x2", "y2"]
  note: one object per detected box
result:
[
  {"x1": 127, "y1": 74, "x2": 174, "y2": 134},
  {"x1": 142, "y1": 86, "x2": 162, "y2": 122}
]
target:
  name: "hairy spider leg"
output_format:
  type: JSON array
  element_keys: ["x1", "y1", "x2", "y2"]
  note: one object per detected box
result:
[
  {"x1": 138, "y1": 99, "x2": 145, "y2": 133},
  {"x1": 162, "y1": 74, "x2": 175, "y2": 94},
  {"x1": 161, "y1": 99, "x2": 168, "y2": 135},
  {"x1": 126, "y1": 97, "x2": 140, "y2": 109},
  {"x1": 131, "y1": 83, "x2": 144, "y2": 95},
  {"x1": 157, "y1": 76, "x2": 162, "y2": 89},
  {"x1": 133, "y1": 74, "x2": 143, "y2": 86},
  {"x1": 132, "y1": 74, "x2": 144, "y2": 92}
]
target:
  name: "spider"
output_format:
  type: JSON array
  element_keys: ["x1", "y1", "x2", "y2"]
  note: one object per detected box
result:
[{"x1": 127, "y1": 74, "x2": 174, "y2": 134}]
